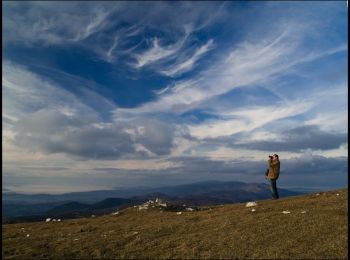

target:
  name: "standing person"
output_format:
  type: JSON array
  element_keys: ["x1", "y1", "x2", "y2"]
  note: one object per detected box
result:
[{"x1": 266, "y1": 154, "x2": 280, "y2": 199}]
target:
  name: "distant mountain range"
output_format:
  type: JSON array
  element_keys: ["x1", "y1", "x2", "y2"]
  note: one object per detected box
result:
[{"x1": 3, "y1": 181, "x2": 302, "y2": 223}]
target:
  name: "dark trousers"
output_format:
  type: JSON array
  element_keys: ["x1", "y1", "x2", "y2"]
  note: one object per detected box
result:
[{"x1": 269, "y1": 179, "x2": 279, "y2": 199}]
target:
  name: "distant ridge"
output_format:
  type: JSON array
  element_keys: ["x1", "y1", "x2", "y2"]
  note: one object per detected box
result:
[{"x1": 3, "y1": 181, "x2": 302, "y2": 223}]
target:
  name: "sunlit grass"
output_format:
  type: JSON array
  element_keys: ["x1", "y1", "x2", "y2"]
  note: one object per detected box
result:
[{"x1": 3, "y1": 189, "x2": 347, "y2": 259}]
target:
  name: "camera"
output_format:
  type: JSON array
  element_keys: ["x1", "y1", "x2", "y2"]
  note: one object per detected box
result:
[{"x1": 268, "y1": 155, "x2": 273, "y2": 159}]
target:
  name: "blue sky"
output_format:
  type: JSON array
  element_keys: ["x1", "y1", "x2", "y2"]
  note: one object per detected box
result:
[{"x1": 3, "y1": 1, "x2": 348, "y2": 194}]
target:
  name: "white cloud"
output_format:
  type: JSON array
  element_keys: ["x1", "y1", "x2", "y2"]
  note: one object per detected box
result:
[
  {"x1": 305, "y1": 113, "x2": 348, "y2": 133},
  {"x1": 2, "y1": 61, "x2": 105, "y2": 123},
  {"x1": 188, "y1": 100, "x2": 313, "y2": 139},
  {"x1": 4, "y1": 2, "x2": 117, "y2": 45},
  {"x1": 73, "y1": 8, "x2": 112, "y2": 42},
  {"x1": 133, "y1": 37, "x2": 187, "y2": 68},
  {"x1": 159, "y1": 39, "x2": 215, "y2": 77},
  {"x1": 105, "y1": 35, "x2": 119, "y2": 62}
]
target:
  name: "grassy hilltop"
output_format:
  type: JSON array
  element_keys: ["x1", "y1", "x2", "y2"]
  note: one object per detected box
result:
[{"x1": 2, "y1": 189, "x2": 348, "y2": 259}]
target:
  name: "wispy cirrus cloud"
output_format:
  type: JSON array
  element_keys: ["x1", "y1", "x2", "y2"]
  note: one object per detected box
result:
[
  {"x1": 159, "y1": 39, "x2": 215, "y2": 77},
  {"x1": 133, "y1": 36, "x2": 189, "y2": 68},
  {"x1": 188, "y1": 101, "x2": 313, "y2": 139},
  {"x1": 3, "y1": 1, "x2": 224, "y2": 69},
  {"x1": 4, "y1": 2, "x2": 118, "y2": 46}
]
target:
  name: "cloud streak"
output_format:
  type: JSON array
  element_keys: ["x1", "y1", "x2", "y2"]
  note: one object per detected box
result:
[{"x1": 159, "y1": 39, "x2": 215, "y2": 77}]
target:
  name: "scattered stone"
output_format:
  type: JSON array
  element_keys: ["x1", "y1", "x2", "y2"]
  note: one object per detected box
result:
[
  {"x1": 111, "y1": 211, "x2": 120, "y2": 215},
  {"x1": 138, "y1": 205, "x2": 149, "y2": 211},
  {"x1": 91, "y1": 215, "x2": 96, "y2": 218},
  {"x1": 45, "y1": 218, "x2": 51, "y2": 222},
  {"x1": 246, "y1": 202, "x2": 258, "y2": 207},
  {"x1": 74, "y1": 239, "x2": 79, "y2": 241},
  {"x1": 52, "y1": 219, "x2": 57, "y2": 222},
  {"x1": 132, "y1": 231, "x2": 139, "y2": 235},
  {"x1": 282, "y1": 211, "x2": 291, "y2": 214},
  {"x1": 251, "y1": 208, "x2": 256, "y2": 212},
  {"x1": 176, "y1": 212, "x2": 182, "y2": 215},
  {"x1": 26, "y1": 234, "x2": 30, "y2": 237},
  {"x1": 316, "y1": 193, "x2": 320, "y2": 196},
  {"x1": 301, "y1": 211, "x2": 306, "y2": 214},
  {"x1": 57, "y1": 219, "x2": 61, "y2": 222},
  {"x1": 186, "y1": 207, "x2": 194, "y2": 212},
  {"x1": 336, "y1": 193, "x2": 340, "y2": 196}
]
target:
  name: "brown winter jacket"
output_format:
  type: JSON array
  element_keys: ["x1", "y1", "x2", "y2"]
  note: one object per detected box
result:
[{"x1": 267, "y1": 158, "x2": 280, "y2": 180}]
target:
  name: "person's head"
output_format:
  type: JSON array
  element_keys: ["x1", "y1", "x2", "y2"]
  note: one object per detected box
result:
[{"x1": 273, "y1": 154, "x2": 279, "y2": 160}]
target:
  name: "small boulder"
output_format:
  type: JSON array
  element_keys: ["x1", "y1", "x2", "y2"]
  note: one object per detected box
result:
[{"x1": 246, "y1": 202, "x2": 257, "y2": 207}]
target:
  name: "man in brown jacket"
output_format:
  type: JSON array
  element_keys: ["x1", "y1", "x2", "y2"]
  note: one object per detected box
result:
[{"x1": 266, "y1": 154, "x2": 280, "y2": 199}]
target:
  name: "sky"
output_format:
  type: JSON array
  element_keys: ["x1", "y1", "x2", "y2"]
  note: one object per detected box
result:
[{"x1": 3, "y1": 1, "x2": 348, "y2": 194}]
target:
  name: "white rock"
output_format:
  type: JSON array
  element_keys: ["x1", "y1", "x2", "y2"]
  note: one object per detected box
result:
[
  {"x1": 282, "y1": 211, "x2": 291, "y2": 214},
  {"x1": 52, "y1": 219, "x2": 57, "y2": 222},
  {"x1": 251, "y1": 208, "x2": 256, "y2": 212},
  {"x1": 91, "y1": 215, "x2": 96, "y2": 217},
  {"x1": 186, "y1": 207, "x2": 194, "y2": 212},
  {"x1": 301, "y1": 211, "x2": 306, "y2": 214},
  {"x1": 132, "y1": 231, "x2": 139, "y2": 235},
  {"x1": 45, "y1": 218, "x2": 51, "y2": 222},
  {"x1": 57, "y1": 219, "x2": 61, "y2": 222},
  {"x1": 26, "y1": 234, "x2": 30, "y2": 237},
  {"x1": 336, "y1": 193, "x2": 340, "y2": 196},
  {"x1": 246, "y1": 202, "x2": 257, "y2": 207},
  {"x1": 316, "y1": 193, "x2": 320, "y2": 196},
  {"x1": 112, "y1": 211, "x2": 119, "y2": 215},
  {"x1": 176, "y1": 212, "x2": 182, "y2": 215},
  {"x1": 74, "y1": 238, "x2": 79, "y2": 241}
]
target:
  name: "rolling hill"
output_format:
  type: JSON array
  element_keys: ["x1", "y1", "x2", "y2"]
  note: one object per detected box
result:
[
  {"x1": 3, "y1": 181, "x2": 301, "y2": 223},
  {"x1": 2, "y1": 188, "x2": 347, "y2": 259}
]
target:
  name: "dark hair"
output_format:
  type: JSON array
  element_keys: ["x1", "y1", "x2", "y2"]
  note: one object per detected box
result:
[{"x1": 273, "y1": 154, "x2": 279, "y2": 158}]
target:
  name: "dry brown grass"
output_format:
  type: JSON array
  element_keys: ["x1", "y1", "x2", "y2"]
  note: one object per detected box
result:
[{"x1": 2, "y1": 189, "x2": 348, "y2": 259}]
